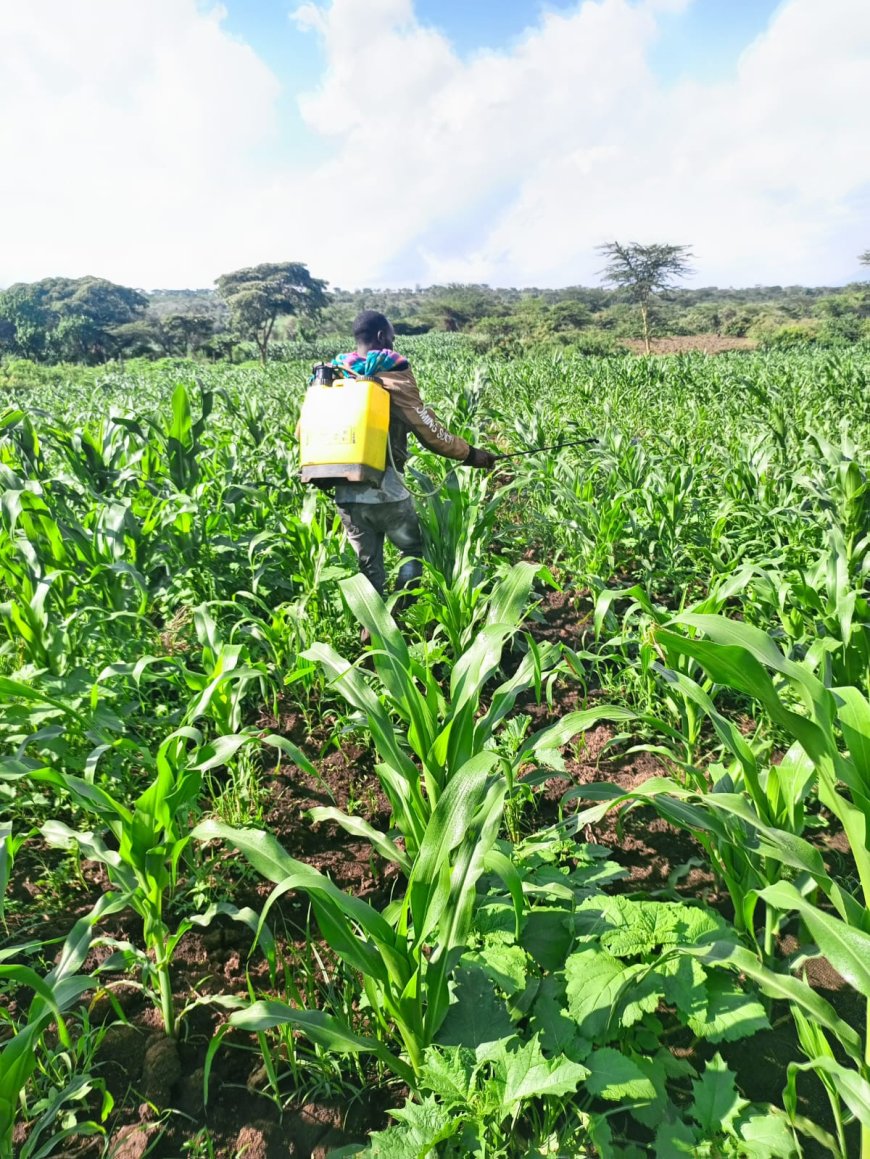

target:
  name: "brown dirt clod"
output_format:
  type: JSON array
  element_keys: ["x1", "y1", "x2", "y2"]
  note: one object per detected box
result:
[
  {"x1": 97, "y1": 1023, "x2": 147, "y2": 1097},
  {"x1": 140, "y1": 1034, "x2": 182, "y2": 1106},
  {"x1": 234, "y1": 1121, "x2": 291, "y2": 1159},
  {"x1": 109, "y1": 1121, "x2": 161, "y2": 1159}
]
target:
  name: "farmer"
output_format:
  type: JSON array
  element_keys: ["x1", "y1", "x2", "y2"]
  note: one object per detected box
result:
[{"x1": 327, "y1": 309, "x2": 496, "y2": 615}]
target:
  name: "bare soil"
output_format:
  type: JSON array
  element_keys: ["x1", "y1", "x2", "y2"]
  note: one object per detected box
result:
[{"x1": 620, "y1": 334, "x2": 757, "y2": 355}]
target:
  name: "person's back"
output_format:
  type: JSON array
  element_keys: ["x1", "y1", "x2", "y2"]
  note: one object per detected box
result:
[
  {"x1": 325, "y1": 310, "x2": 496, "y2": 617},
  {"x1": 331, "y1": 343, "x2": 473, "y2": 507}
]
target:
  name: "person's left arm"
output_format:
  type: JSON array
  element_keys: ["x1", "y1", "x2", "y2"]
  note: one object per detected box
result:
[{"x1": 381, "y1": 368, "x2": 495, "y2": 465}]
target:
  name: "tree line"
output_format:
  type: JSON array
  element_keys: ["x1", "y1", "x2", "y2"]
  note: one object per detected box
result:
[
  {"x1": 1, "y1": 247, "x2": 869, "y2": 366},
  {"x1": 0, "y1": 264, "x2": 328, "y2": 366}
]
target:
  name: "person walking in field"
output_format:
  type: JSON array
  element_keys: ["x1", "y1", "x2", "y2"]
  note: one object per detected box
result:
[{"x1": 324, "y1": 309, "x2": 497, "y2": 615}]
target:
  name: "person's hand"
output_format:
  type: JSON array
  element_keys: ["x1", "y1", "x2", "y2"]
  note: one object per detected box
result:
[{"x1": 465, "y1": 446, "x2": 499, "y2": 469}]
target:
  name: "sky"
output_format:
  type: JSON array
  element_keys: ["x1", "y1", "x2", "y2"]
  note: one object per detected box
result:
[{"x1": 1, "y1": 0, "x2": 868, "y2": 292}]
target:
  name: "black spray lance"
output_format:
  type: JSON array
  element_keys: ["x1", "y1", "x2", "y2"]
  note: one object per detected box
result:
[{"x1": 493, "y1": 437, "x2": 598, "y2": 461}]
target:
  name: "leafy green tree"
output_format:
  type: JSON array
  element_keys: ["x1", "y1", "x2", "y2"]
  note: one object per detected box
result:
[
  {"x1": 215, "y1": 262, "x2": 328, "y2": 363},
  {"x1": 0, "y1": 285, "x2": 52, "y2": 359},
  {"x1": 49, "y1": 314, "x2": 101, "y2": 362},
  {"x1": 0, "y1": 276, "x2": 147, "y2": 362},
  {"x1": 157, "y1": 311, "x2": 216, "y2": 356},
  {"x1": 419, "y1": 285, "x2": 501, "y2": 332},
  {"x1": 470, "y1": 314, "x2": 523, "y2": 353},
  {"x1": 111, "y1": 319, "x2": 162, "y2": 358},
  {"x1": 54, "y1": 277, "x2": 147, "y2": 360},
  {"x1": 597, "y1": 242, "x2": 694, "y2": 353},
  {"x1": 201, "y1": 332, "x2": 241, "y2": 363}
]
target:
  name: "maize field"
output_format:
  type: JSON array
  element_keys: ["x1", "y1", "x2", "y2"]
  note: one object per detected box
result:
[{"x1": 1, "y1": 337, "x2": 869, "y2": 1158}]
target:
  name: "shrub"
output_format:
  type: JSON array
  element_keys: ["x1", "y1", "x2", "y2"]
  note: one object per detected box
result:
[
  {"x1": 753, "y1": 320, "x2": 822, "y2": 348},
  {"x1": 565, "y1": 329, "x2": 620, "y2": 356}
]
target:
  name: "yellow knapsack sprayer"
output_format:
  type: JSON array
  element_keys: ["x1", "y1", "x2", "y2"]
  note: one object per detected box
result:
[{"x1": 299, "y1": 364, "x2": 390, "y2": 488}]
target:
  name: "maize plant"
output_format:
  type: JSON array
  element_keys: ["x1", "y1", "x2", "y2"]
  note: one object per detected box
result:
[
  {"x1": 4, "y1": 726, "x2": 274, "y2": 1038},
  {"x1": 304, "y1": 570, "x2": 629, "y2": 861},
  {"x1": 196, "y1": 751, "x2": 514, "y2": 1080},
  {"x1": 0, "y1": 896, "x2": 123, "y2": 1158},
  {"x1": 571, "y1": 615, "x2": 870, "y2": 1158}
]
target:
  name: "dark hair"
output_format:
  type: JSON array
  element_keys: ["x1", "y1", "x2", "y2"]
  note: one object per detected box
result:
[{"x1": 353, "y1": 310, "x2": 391, "y2": 345}]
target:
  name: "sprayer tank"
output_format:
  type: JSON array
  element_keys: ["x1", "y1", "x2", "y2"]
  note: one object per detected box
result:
[{"x1": 299, "y1": 378, "x2": 390, "y2": 486}]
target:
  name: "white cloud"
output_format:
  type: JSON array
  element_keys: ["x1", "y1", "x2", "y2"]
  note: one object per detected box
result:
[
  {"x1": 298, "y1": 0, "x2": 870, "y2": 288},
  {"x1": 0, "y1": 0, "x2": 868, "y2": 290},
  {"x1": 284, "y1": 0, "x2": 671, "y2": 283},
  {"x1": 0, "y1": 0, "x2": 282, "y2": 287}
]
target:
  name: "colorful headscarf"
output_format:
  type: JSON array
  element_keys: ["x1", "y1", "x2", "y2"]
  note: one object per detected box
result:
[{"x1": 332, "y1": 349, "x2": 409, "y2": 378}]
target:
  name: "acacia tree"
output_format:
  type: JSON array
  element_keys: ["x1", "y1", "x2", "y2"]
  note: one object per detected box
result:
[
  {"x1": 215, "y1": 262, "x2": 328, "y2": 363},
  {"x1": 860, "y1": 250, "x2": 870, "y2": 268},
  {"x1": 597, "y1": 242, "x2": 694, "y2": 353}
]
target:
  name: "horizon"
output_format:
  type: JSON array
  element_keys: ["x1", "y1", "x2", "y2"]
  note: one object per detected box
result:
[{"x1": 2, "y1": 275, "x2": 866, "y2": 298}]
